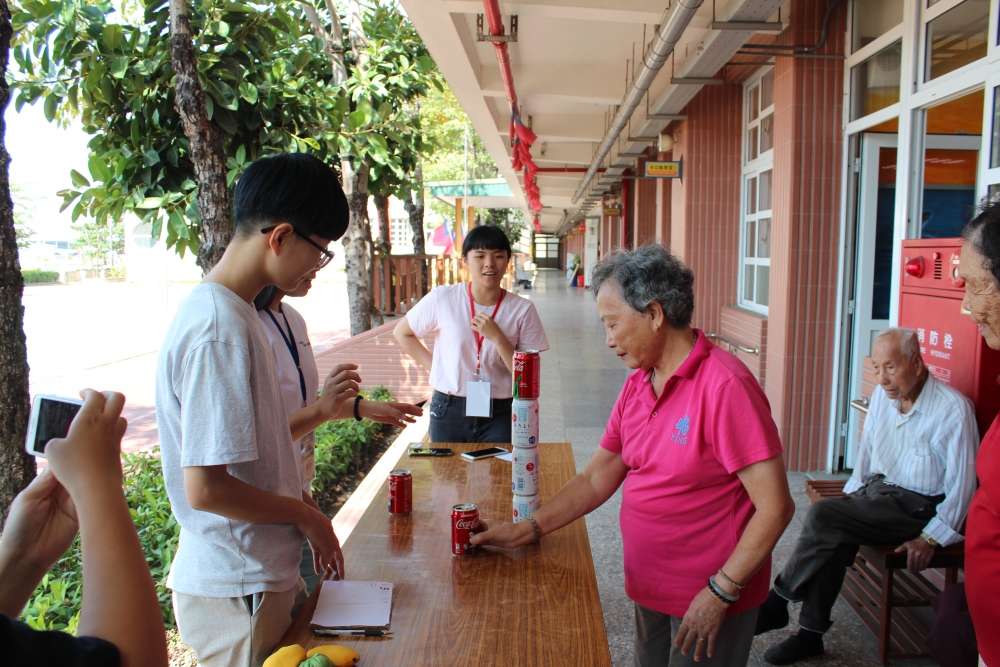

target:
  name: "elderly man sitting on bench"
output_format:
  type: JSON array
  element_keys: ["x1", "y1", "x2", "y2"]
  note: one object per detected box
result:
[{"x1": 755, "y1": 327, "x2": 979, "y2": 665}]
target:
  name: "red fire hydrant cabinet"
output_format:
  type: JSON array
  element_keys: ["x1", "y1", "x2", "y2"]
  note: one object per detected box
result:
[{"x1": 900, "y1": 238, "x2": 1000, "y2": 437}]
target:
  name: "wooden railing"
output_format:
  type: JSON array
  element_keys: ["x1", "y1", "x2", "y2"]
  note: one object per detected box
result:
[{"x1": 373, "y1": 252, "x2": 522, "y2": 316}]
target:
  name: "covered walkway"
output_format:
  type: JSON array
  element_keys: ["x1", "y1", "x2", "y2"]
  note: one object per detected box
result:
[{"x1": 523, "y1": 269, "x2": 925, "y2": 667}]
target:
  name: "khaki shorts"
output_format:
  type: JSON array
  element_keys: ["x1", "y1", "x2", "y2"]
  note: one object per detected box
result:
[{"x1": 173, "y1": 578, "x2": 308, "y2": 667}]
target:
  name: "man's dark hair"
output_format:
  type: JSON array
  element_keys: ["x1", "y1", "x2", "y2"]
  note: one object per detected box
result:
[
  {"x1": 962, "y1": 194, "x2": 1000, "y2": 286},
  {"x1": 462, "y1": 224, "x2": 512, "y2": 258},
  {"x1": 233, "y1": 153, "x2": 349, "y2": 241}
]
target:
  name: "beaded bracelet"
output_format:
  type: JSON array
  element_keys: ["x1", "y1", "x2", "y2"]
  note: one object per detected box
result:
[
  {"x1": 717, "y1": 568, "x2": 747, "y2": 591},
  {"x1": 707, "y1": 576, "x2": 738, "y2": 604}
]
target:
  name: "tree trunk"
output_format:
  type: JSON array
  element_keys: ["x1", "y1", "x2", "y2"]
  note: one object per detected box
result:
[
  {"x1": 169, "y1": 0, "x2": 232, "y2": 273},
  {"x1": 403, "y1": 161, "x2": 427, "y2": 292},
  {"x1": 373, "y1": 193, "x2": 391, "y2": 254},
  {"x1": 341, "y1": 158, "x2": 372, "y2": 336},
  {"x1": 364, "y1": 207, "x2": 383, "y2": 328},
  {"x1": 0, "y1": 0, "x2": 34, "y2": 526}
]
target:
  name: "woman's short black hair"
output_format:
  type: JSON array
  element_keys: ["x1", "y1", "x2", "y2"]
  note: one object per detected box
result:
[
  {"x1": 233, "y1": 153, "x2": 349, "y2": 241},
  {"x1": 253, "y1": 285, "x2": 279, "y2": 311},
  {"x1": 962, "y1": 194, "x2": 1000, "y2": 286},
  {"x1": 462, "y1": 224, "x2": 512, "y2": 258}
]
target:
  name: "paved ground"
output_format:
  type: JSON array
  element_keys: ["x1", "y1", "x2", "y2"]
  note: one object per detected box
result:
[{"x1": 526, "y1": 270, "x2": 937, "y2": 667}]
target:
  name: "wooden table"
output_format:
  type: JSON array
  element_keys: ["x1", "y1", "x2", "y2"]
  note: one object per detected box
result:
[{"x1": 278, "y1": 442, "x2": 612, "y2": 667}]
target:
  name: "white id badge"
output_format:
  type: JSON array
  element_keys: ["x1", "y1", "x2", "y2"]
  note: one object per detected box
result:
[{"x1": 465, "y1": 371, "x2": 493, "y2": 417}]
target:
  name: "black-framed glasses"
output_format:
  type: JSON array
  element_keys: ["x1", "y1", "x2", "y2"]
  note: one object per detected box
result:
[{"x1": 261, "y1": 226, "x2": 335, "y2": 269}]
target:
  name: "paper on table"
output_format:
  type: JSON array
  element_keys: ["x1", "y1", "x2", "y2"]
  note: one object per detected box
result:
[
  {"x1": 496, "y1": 451, "x2": 513, "y2": 462},
  {"x1": 310, "y1": 581, "x2": 393, "y2": 629}
]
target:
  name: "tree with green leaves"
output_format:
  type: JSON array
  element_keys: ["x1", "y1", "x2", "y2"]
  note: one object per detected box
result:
[
  {"x1": 13, "y1": 0, "x2": 439, "y2": 334},
  {"x1": 0, "y1": 0, "x2": 33, "y2": 528},
  {"x1": 72, "y1": 215, "x2": 124, "y2": 270},
  {"x1": 11, "y1": 181, "x2": 36, "y2": 249}
]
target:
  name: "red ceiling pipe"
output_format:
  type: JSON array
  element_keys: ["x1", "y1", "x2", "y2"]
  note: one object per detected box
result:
[{"x1": 482, "y1": 0, "x2": 517, "y2": 111}]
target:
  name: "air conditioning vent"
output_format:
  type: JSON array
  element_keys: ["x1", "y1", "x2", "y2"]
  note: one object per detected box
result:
[{"x1": 933, "y1": 257, "x2": 943, "y2": 280}]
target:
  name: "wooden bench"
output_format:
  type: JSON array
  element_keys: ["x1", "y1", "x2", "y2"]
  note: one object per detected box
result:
[{"x1": 804, "y1": 479, "x2": 964, "y2": 665}]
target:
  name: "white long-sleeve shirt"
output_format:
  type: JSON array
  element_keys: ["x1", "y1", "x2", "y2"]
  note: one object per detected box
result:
[{"x1": 843, "y1": 375, "x2": 979, "y2": 546}]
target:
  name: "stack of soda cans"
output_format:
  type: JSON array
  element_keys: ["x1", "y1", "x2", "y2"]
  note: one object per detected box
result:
[{"x1": 511, "y1": 350, "x2": 541, "y2": 523}]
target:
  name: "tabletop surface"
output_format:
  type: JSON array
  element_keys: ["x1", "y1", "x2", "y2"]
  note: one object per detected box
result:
[{"x1": 279, "y1": 442, "x2": 612, "y2": 667}]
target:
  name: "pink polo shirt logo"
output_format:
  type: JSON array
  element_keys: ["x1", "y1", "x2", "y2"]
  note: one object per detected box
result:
[{"x1": 671, "y1": 415, "x2": 691, "y2": 444}]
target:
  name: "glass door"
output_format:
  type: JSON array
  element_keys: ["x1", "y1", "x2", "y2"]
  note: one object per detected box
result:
[{"x1": 845, "y1": 133, "x2": 898, "y2": 468}]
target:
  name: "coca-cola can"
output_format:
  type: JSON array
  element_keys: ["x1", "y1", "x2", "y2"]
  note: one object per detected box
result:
[
  {"x1": 388, "y1": 469, "x2": 412, "y2": 516},
  {"x1": 511, "y1": 446, "x2": 540, "y2": 496},
  {"x1": 512, "y1": 350, "x2": 541, "y2": 399},
  {"x1": 511, "y1": 398, "x2": 540, "y2": 448},
  {"x1": 513, "y1": 494, "x2": 540, "y2": 523},
  {"x1": 451, "y1": 504, "x2": 480, "y2": 556}
]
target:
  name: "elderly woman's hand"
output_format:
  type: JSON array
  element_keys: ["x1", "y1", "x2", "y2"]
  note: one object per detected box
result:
[
  {"x1": 675, "y1": 586, "x2": 730, "y2": 661},
  {"x1": 469, "y1": 519, "x2": 535, "y2": 549}
]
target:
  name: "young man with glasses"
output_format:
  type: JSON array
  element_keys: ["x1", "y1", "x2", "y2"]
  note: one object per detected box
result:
[{"x1": 156, "y1": 153, "x2": 354, "y2": 667}]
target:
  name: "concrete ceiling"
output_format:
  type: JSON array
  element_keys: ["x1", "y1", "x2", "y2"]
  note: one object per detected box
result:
[{"x1": 400, "y1": 0, "x2": 786, "y2": 234}]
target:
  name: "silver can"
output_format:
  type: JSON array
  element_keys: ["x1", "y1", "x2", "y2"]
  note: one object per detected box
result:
[
  {"x1": 511, "y1": 398, "x2": 540, "y2": 448},
  {"x1": 513, "y1": 493, "x2": 540, "y2": 523},
  {"x1": 511, "y1": 446, "x2": 540, "y2": 496}
]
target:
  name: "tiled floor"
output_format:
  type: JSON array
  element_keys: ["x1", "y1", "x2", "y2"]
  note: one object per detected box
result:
[{"x1": 525, "y1": 270, "x2": 938, "y2": 667}]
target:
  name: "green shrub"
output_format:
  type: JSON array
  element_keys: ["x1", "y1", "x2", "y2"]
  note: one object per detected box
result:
[
  {"x1": 22, "y1": 269, "x2": 59, "y2": 283},
  {"x1": 20, "y1": 448, "x2": 179, "y2": 631},
  {"x1": 18, "y1": 387, "x2": 396, "y2": 633},
  {"x1": 312, "y1": 387, "x2": 393, "y2": 495}
]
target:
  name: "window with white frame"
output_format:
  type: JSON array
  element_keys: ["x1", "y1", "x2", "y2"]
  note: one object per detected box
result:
[{"x1": 740, "y1": 69, "x2": 774, "y2": 313}]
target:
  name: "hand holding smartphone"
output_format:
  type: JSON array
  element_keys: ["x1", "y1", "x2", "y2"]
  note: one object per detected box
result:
[{"x1": 25, "y1": 394, "x2": 85, "y2": 458}]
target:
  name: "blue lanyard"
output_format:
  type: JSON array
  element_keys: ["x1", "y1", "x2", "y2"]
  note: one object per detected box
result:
[{"x1": 265, "y1": 306, "x2": 308, "y2": 405}]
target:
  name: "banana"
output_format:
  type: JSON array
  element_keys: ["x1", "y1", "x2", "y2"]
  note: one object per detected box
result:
[
  {"x1": 306, "y1": 644, "x2": 361, "y2": 666},
  {"x1": 262, "y1": 644, "x2": 307, "y2": 667}
]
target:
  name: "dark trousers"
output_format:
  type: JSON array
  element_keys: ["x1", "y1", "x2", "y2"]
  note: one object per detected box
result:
[
  {"x1": 633, "y1": 603, "x2": 758, "y2": 667},
  {"x1": 773, "y1": 478, "x2": 943, "y2": 633},
  {"x1": 428, "y1": 391, "x2": 513, "y2": 443}
]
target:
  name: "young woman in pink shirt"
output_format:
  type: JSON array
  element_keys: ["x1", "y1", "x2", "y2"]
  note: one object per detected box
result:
[
  {"x1": 394, "y1": 225, "x2": 549, "y2": 443},
  {"x1": 473, "y1": 244, "x2": 795, "y2": 667}
]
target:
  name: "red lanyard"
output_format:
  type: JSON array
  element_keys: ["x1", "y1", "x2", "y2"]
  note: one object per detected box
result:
[{"x1": 468, "y1": 282, "x2": 505, "y2": 373}]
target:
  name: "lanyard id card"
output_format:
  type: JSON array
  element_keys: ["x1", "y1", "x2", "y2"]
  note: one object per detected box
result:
[
  {"x1": 465, "y1": 370, "x2": 493, "y2": 417},
  {"x1": 466, "y1": 283, "x2": 505, "y2": 418}
]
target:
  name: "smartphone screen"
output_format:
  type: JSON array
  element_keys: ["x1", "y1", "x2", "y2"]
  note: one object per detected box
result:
[
  {"x1": 26, "y1": 396, "x2": 83, "y2": 457},
  {"x1": 461, "y1": 447, "x2": 509, "y2": 461}
]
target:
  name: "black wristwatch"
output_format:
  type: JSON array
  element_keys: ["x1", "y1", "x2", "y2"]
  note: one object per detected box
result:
[{"x1": 353, "y1": 394, "x2": 363, "y2": 421}]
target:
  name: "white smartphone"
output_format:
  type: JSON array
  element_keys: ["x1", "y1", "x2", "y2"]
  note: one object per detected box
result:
[
  {"x1": 25, "y1": 394, "x2": 84, "y2": 458},
  {"x1": 461, "y1": 447, "x2": 509, "y2": 461}
]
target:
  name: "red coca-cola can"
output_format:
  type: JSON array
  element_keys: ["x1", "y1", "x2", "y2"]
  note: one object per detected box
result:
[
  {"x1": 512, "y1": 350, "x2": 541, "y2": 399},
  {"x1": 451, "y1": 503, "x2": 480, "y2": 556},
  {"x1": 388, "y1": 469, "x2": 412, "y2": 515}
]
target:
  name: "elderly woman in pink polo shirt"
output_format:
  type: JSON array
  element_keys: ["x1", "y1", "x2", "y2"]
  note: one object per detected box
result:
[{"x1": 473, "y1": 244, "x2": 795, "y2": 666}]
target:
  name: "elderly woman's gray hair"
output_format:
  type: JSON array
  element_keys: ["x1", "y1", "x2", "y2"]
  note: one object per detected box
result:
[{"x1": 590, "y1": 243, "x2": 695, "y2": 329}]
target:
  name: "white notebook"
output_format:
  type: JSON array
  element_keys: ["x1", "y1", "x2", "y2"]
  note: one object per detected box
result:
[{"x1": 310, "y1": 581, "x2": 393, "y2": 629}]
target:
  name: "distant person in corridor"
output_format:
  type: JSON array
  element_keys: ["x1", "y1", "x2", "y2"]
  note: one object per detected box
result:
[
  {"x1": 472, "y1": 244, "x2": 795, "y2": 667},
  {"x1": 958, "y1": 195, "x2": 1000, "y2": 667},
  {"x1": 755, "y1": 328, "x2": 978, "y2": 665},
  {"x1": 393, "y1": 225, "x2": 549, "y2": 443}
]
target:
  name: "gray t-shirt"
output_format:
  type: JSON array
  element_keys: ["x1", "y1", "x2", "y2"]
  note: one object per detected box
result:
[{"x1": 156, "y1": 283, "x2": 303, "y2": 597}]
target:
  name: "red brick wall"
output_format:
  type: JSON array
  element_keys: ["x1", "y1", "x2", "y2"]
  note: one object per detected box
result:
[
  {"x1": 314, "y1": 321, "x2": 434, "y2": 404},
  {"x1": 670, "y1": 84, "x2": 743, "y2": 337},
  {"x1": 764, "y1": 0, "x2": 847, "y2": 471},
  {"x1": 634, "y1": 171, "x2": 658, "y2": 247},
  {"x1": 720, "y1": 305, "x2": 769, "y2": 387}
]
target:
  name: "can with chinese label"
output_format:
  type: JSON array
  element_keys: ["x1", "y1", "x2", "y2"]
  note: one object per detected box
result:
[
  {"x1": 388, "y1": 469, "x2": 412, "y2": 516},
  {"x1": 513, "y1": 494, "x2": 540, "y2": 523},
  {"x1": 451, "y1": 504, "x2": 480, "y2": 556},
  {"x1": 512, "y1": 350, "x2": 541, "y2": 399},
  {"x1": 511, "y1": 446, "x2": 540, "y2": 496},
  {"x1": 511, "y1": 398, "x2": 540, "y2": 448}
]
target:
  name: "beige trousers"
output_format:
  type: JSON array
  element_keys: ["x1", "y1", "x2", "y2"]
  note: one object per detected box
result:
[{"x1": 173, "y1": 578, "x2": 308, "y2": 667}]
